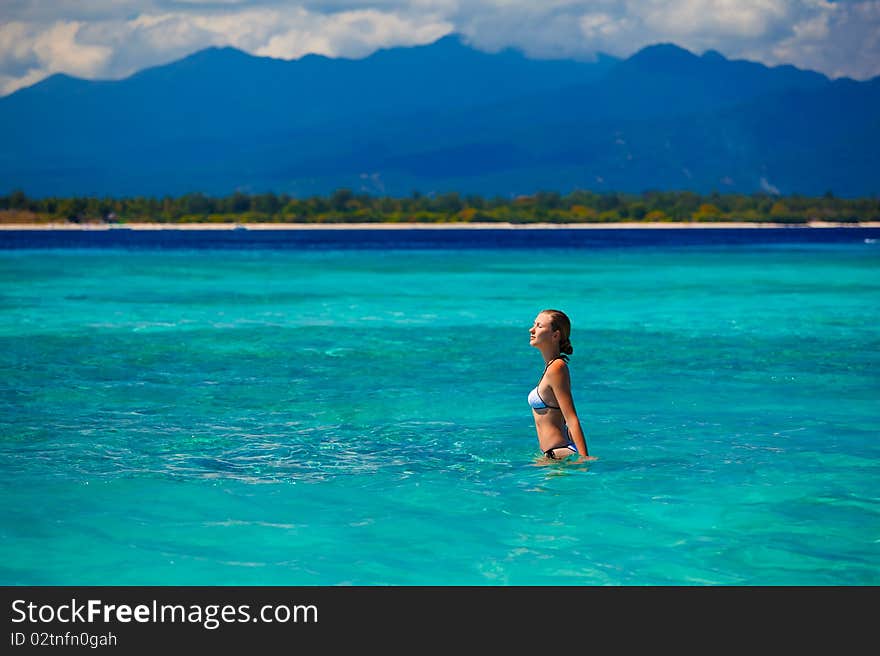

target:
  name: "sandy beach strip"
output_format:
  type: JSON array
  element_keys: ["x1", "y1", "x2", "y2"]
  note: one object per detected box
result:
[{"x1": 2, "y1": 221, "x2": 879, "y2": 230}]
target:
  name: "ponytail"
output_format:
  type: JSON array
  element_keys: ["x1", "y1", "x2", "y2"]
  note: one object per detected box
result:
[{"x1": 559, "y1": 336, "x2": 573, "y2": 357}]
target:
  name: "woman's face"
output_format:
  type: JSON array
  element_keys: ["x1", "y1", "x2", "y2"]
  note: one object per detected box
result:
[{"x1": 529, "y1": 313, "x2": 557, "y2": 348}]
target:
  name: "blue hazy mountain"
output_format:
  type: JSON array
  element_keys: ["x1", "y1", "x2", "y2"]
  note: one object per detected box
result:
[{"x1": 2, "y1": 35, "x2": 877, "y2": 198}]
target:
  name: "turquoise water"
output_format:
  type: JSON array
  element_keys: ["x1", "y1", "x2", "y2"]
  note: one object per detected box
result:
[{"x1": 1, "y1": 237, "x2": 879, "y2": 584}]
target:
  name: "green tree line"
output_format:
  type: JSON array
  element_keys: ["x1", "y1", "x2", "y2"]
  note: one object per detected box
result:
[{"x1": 1, "y1": 188, "x2": 878, "y2": 224}]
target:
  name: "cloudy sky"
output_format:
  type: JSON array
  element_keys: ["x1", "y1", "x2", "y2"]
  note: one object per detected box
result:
[{"x1": 1, "y1": 1, "x2": 878, "y2": 96}]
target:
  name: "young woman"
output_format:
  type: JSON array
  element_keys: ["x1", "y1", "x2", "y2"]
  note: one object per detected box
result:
[{"x1": 528, "y1": 309, "x2": 596, "y2": 461}]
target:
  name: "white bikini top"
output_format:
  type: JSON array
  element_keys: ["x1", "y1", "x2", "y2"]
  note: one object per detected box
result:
[{"x1": 527, "y1": 358, "x2": 563, "y2": 410}]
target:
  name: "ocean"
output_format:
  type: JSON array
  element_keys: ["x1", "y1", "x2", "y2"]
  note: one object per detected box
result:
[{"x1": 1, "y1": 227, "x2": 878, "y2": 584}]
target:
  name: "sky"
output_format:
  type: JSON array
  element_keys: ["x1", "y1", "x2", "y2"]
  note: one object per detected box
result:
[{"x1": 1, "y1": 0, "x2": 878, "y2": 96}]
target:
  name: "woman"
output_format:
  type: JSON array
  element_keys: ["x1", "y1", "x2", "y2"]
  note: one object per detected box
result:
[{"x1": 528, "y1": 309, "x2": 596, "y2": 461}]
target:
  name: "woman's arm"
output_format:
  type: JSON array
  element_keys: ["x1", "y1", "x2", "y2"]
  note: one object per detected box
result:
[{"x1": 548, "y1": 362, "x2": 595, "y2": 459}]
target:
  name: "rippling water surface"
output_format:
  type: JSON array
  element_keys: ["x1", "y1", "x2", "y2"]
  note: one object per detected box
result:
[{"x1": 1, "y1": 229, "x2": 878, "y2": 584}]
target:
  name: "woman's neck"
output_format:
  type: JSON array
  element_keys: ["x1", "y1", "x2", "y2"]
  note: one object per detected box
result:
[{"x1": 538, "y1": 346, "x2": 560, "y2": 365}]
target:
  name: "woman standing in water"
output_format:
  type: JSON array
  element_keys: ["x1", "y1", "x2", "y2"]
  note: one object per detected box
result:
[{"x1": 528, "y1": 309, "x2": 596, "y2": 461}]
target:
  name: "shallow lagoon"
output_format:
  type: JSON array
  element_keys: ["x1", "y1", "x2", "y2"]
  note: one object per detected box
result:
[{"x1": 1, "y1": 228, "x2": 878, "y2": 584}]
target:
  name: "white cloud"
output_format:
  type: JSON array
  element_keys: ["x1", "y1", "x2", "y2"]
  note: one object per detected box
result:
[
  {"x1": 579, "y1": 12, "x2": 628, "y2": 39},
  {"x1": 0, "y1": 22, "x2": 35, "y2": 63},
  {"x1": 639, "y1": 0, "x2": 791, "y2": 39},
  {"x1": 256, "y1": 9, "x2": 453, "y2": 59},
  {"x1": 1, "y1": 1, "x2": 879, "y2": 96},
  {"x1": 0, "y1": 68, "x2": 48, "y2": 98},
  {"x1": 32, "y1": 21, "x2": 113, "y2": 75},
  {"x1": 767, "y1": 1, "x2": 880, "y2": 79},
  {"x1": 0, "y1": 20, "x2": 113, "y2": 94}
]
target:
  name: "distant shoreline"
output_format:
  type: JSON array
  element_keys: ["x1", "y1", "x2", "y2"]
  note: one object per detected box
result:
[{"x1": 2, "y1": 221, "x2": 879, "y2": 231}]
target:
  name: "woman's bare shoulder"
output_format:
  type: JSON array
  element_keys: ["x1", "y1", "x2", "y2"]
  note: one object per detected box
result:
[{"x1": 547, "y1": 358, "x2": 570, "y2": 378}]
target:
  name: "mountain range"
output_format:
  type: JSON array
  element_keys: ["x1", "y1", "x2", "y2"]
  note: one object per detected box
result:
[{"x1": 2, "y1": 34, "x2": 878, "y2": 198}]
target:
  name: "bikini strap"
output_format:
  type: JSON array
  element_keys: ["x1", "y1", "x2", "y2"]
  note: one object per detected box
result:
[
  {"x1": 536, "y1": 357, "x2": 568, "y2": 411},
  {"x1": 537, "y1": 357, "x2": 562, "y2": 384}
]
